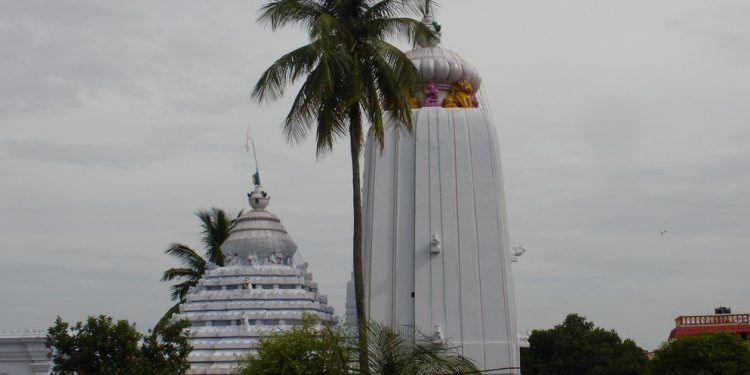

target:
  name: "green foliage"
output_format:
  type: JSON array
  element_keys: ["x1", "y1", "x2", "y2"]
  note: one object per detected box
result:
[
  {"x1": 46, "y1": 315, "x2": 192, "y2": 375},
  {"x1": 233, "y1": 317, "x2": 479, "y2": 375},
  {"x1": 253, "y1": 0, "x2": 437, "y2": 153},
  {"x1": 366, "y1": 321, "x2": 479, "y2": 375},
  {"x1": 234, "y1": 316, "x2": 350, "y2": 375},
  {"x1": 648, "y1": 332, "x2": 750, "y2": 375},
  {"x1": 521, "y1": 313, "x2": 648, "y2": 375}
]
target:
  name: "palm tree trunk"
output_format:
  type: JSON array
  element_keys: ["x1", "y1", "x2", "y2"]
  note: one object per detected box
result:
[{"x1": 349, "y1": 106, "x2": 369, "y2": 375}]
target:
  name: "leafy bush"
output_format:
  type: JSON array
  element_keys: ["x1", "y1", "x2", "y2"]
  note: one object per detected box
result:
[{"x1": 46, "y1": 315, "x2": 191, "y2": 375}]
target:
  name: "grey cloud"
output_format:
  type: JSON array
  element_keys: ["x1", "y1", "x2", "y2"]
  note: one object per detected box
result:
[
  {"x1": 2, "y1": 138, "x2": 161, "y2": 168},
  {"x1": 0, "y1": 1, "x2": 261, "y2": 117},
  {"x1": 667, "y1": 2, "x2": 750, "y2": 66}
]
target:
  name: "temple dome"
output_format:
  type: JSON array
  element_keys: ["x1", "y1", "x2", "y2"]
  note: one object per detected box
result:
[
  {"x1": 221, "y1": 185, "x2": 297, "y2": 259},
  {"x1": 406, "y1": 46, "x2": 481, "y2": 91}
]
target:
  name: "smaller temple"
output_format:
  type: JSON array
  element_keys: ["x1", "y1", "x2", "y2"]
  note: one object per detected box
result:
[{"x1": 173, "y1": 181, "x2": 337, "y2": 375}]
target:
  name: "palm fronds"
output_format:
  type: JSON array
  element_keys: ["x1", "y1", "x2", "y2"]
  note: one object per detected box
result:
[
  {"x1": 365, "y1": 321, "x2": 479, "y2": 375},
  {"x1": 253, "y1": 2, "x2": 442, "y2": 374},
  {"x1": 159, "y1": 208, "x2": 239, "y2": 328}
]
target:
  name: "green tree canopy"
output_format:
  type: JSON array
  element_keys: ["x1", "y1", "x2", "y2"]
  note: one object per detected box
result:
[
  {"x1": 648, "y1": 331, "x2": 750, "y2": 375},
  {"x1": 46, "y1": 315, "x2": 191, "y2": 375},
  {"x1": 521, "y1": 313, "x2": 647, "y2": 375},
  {"x1": 234, "y1": 316, "x2": 351, "y2": 375},
  {"x1": 233, "y1": 317, "x2": 478, "y2": 375}
]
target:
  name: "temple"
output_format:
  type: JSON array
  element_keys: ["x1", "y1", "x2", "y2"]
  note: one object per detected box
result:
[
  {"x1": 172, "y1": 181, "x2": 337, "y2": 375},
  {"x1": 357, "y1": 4, "x2": 520, "y2": 373}
]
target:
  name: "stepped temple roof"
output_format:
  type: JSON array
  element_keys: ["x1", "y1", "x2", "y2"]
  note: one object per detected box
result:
[{"x1": 173, "y1": 183, "x2": 337, "y2": 375}]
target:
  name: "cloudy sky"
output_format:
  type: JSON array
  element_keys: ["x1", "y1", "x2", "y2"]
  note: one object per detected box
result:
[{"x1": 1, "y1": 0, "x2": 749, "y2": 351}]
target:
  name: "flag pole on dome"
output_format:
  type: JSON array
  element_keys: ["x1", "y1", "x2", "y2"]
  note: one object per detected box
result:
[{"x1": 246, "y1": 124, "x2": 261, "y2": 186}]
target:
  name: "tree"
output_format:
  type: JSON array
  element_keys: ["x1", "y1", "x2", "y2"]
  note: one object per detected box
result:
[
  {"x1": 159, "y1": 208, "x2": 239, "y2": 328},
  {"x1": 234, "y1": 316, "x2": 351, "y2": 375},
  {"x1": 365, "y1": 321, "x2": 478, "y2": 375},
  {"x1": 233, "y1": 317, "x2": 478, "y2": 375},
  {"x1": 648, "y1": 332, "x2": 750, "y2": 375},
  {"x1": 252, "y1": 1, "x2": 437, "y2": 372},
  {"x1": 521, "y1": 314, "x2": 648, "y2": 375},
  {"x1": 46, "y1": 315, "x2": 191, "y2": 375}
]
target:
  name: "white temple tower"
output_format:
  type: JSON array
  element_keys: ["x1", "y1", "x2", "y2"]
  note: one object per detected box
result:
[
  {"x1": 360, "y1": 7, "x2": 519, "y2": 374},
  {"x1": 173, "y1": 181, "x2": 337, "y2": 375}
]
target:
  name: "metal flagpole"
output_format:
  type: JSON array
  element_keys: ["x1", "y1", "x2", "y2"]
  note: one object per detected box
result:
[{"x1": 246, "y1": 124, "x2": 261, "y2": 186}]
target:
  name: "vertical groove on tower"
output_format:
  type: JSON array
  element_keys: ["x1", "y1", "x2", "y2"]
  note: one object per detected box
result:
[
  {"x1": 413, "y1": 109, "x2": 432, "y2": 334},
  {"x1": 465, "y1": 110, "x2": 487, "y2": 368},
  {"x1": 451, "y1": 111, "x2": 465, "y2": 350},
  {"x1": 390, "y1": 130, "x2": 400, "y2": 326},
  {"x1": 363, "y1": 131, "x2": 376, "y2": 318}
]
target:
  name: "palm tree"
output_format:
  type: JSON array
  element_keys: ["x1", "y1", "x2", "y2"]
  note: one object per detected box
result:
[
  {"x1": 157, "y1": 208, "x2": 239, "y2": 328},
  {"x1": 366, "y1": 322, "x2": 478, "y2": 375},
  {"x1": 252, "y1": 1, "x2": 437, "y2": 372}
]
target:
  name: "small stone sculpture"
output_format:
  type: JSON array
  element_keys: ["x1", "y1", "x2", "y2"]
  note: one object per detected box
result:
[
  {"x1": 424, "y1": 82, "x2": 440, "y2": 107},
  {"x1": 268, "y1": 250, "x2": 284, "y2": 264},
  {"x1": 430, "y1": 233, "x2": 441, "y2": 254},
  {"x1": 247, "y1": 254, "x2": 257, "y2": 266},
  {"x1": 241, "y1": 311, "x2": 250, "y2": 329},
  {"x1": 408, "y1": 95, "x2": 421, "y2": 109},
  {"x1": 442, "y1": 80, "x2": 474, "y2": 108},
  {"x1": 433, "y1": 325, "x2": 444, "y2": 341},
  {"x1": 224, "y1": 253, "x2": 236, "y2": 265},
  {"x1": 244, "y1": 277, "x2": 253, "y2": 290}
]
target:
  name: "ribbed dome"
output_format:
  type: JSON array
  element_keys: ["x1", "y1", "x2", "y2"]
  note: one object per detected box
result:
[
  {"x1": 221, "y1": 187, "x2": 297, "y2": 259},
  {"x1": 406, "y1": 46, "x2": 481, "y2": 91}
]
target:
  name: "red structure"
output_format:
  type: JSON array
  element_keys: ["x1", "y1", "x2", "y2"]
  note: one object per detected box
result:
[{"x1": 669, "y1": 307, "x2": 750, "y2": 341}]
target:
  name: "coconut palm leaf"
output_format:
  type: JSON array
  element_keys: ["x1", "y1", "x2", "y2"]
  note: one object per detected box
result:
[
  {"x1": 163, "y1": 243, "x2": 206, "y2": 273},
  {"x1": 159, "y1": 208, "x2": 239, "y2": 329},
  {"x1": 364, "y1": 321, "x2": 478, "y2": 375},
  {"x1": 154, "y1": 302, "x2": 182, "y2": 332},
  {"x1": 195, "y1": 208, "x2": 237, "y2": 265}
]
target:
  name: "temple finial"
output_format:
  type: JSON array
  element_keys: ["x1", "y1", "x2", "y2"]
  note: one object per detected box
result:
[
  {"x1": 245, "y1": 124, "x2": 268, "y2": 209},
  {"x1": 421, "y1": 1, "x2": 441, "y2": 46},
  {"x1": 246, "y1": 124, "x2": 261, "y2": 187}
]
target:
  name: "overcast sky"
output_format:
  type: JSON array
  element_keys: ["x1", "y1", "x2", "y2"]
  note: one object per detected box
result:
[{"x1": 1, "y1": 0, "x2": 749, "y2": 351}]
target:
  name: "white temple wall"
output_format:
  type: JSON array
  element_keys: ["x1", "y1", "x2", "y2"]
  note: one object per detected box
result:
[
  {"x1": 363, "y1": 107, "x2": 519, "y2": 373},
  {"x1": 363, "y1": 124, "x2": 416, "y2": 329},
  {"x1": 0, "y1": 333, "x2": 50, "y2": 375}
]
